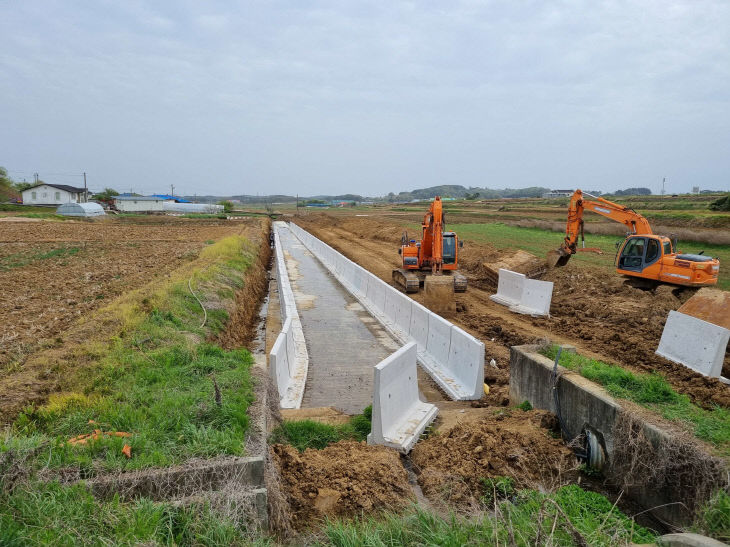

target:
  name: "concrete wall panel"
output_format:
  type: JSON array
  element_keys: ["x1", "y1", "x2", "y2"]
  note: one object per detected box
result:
[
  {"x1": 409, "y1": 302, "x2": 430, "y2": 351},
  {"x1": 490, "y1": 269, "x2": 525, "y2": 307},
  {"x1": 269, "y1": 331, "x2": 289, "y2": 400},
  {"x1": 447, "y1": 326, "x2": 484, "y2": 399},
  {"x1": 656, "y1": 310, "x2": 729, "y2": 378},
  {"x1": 510, "y1": 278, "x2": 553, "y2": 317},
  {"x1": 427, "y1": 313, "x2": 452, "y2": 365},
  {"x1": 367, "y1": 343, "x2": 439, "y2": 452},
  {"x1": 366, "y1": 277, "x2": 388, "y2": 315}
]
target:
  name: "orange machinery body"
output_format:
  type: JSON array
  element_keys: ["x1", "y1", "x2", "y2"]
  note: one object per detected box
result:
[
  {"x1": 558, "y1": 190, "x2": 719, "y2": 287},
  {"x1": 400, "y1": 196, "x2": 460, "y2": 273}
]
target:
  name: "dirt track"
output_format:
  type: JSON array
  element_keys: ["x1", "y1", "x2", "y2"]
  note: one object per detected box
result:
[{"x1": 294, "y1": 214, "x2": 730, "y2": 409}]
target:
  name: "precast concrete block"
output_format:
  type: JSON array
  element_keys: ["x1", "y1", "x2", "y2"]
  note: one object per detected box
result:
[
  {"x1": 510, "y1": 278, "x2": 553, "y2": 316},
  {"x1": 367, "y1": 343, "x2": 438, "y2": 452},
  {"x1": 656, "y1": 311, "x2": 730, "y2": 378},
  {"x1": 269, "y1": 331, "x2": 289, "y2": 401},
  {"x1": 427, "y1": 312, "x2": 452, "y2": 366},
  {"x1": 393, "y1": 292, "x2": 413, "y2": 341},
  {"x1": 384, "y1": 288, "x2": 399, "y2": 324},
  {"x1": 353, "y1": 266, "x2": 368, "y2": 297},
  {"x1": 446, "y1": 326, "x2": 484, "y2": 399},
  {"x1": 490, "y1": 268, "x2": 525, "y2": 308},
  {"x1": 409, "y1": 302, "x2": 430, "y2": 351},
  {"x1": 366, "y1": 277, "x2": 388, "y2": 315}
]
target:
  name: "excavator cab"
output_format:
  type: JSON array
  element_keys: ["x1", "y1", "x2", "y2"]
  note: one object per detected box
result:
[
  {"x1": 617, "y1": 236, "x2": 661, "y2": 272},
  {"x1": 442, "y1": 232, "x2": 457, "y2": 265}
]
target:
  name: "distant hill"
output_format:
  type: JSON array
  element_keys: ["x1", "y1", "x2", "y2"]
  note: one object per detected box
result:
[{"x1": 183, "y1": 185, "x2": 551, "y2": 204}]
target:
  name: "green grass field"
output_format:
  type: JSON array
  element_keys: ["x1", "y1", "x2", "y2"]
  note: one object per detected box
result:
[{"x1": 450, "y1": 223, "x2": 730, "y2": 290}]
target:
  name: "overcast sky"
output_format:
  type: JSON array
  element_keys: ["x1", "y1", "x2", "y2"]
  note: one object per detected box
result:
[{"x1": 1, "y1": 1, "x2": 729, "y2": 197}]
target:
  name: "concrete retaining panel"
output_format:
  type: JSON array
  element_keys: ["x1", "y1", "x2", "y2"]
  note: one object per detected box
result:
[
  {"x1": 656, "y1": 311, "x2": 730, "y2": 378},
  {"x1": 427, "y1": 313, "x2": 452, "y2": 365},
  {"x1": 447, "y1": 326, "x2": 485, "y2": 399},
  {"x1": 366, "y1": 277, "x2": 388, "y2": 315},
  {"x1": 509, "y1": 344, "x2": 728, "y2": 527},
  {"x1": 409, "y1": 302, "x2": 430, "y2": 351},
  {"x1": 367, "y1": 343, "x2": 439, "y2": 452},
  {"x1": 490, "y1": 268, "x2": 525, "y2": 307},
  {"x1": 269, "y1": 329, "x2": 290, "y2": 401},
  {"x1": 393, "y1": 292, "x2": 413, "y2": 339},
  {"x1": 269, "y1": 222, "x2": 310, "y2": 409},
  {"x1": 510, "y1": 278, "x2": 554, "y2": 317}
]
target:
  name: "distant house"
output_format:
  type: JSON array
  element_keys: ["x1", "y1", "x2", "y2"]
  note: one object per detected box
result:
[
  {"x1": 113, "y1": 196, "x2": 172, "y2": 212},
  {"x1": 149, "y1": 194, "x2": 191, "y2": 203},
  {"x1": 21, "y1": 184, "x2": 87, "y2": 205},
  {"x1": 542, "y1": 189, "x2": 574, "y2": 198}
]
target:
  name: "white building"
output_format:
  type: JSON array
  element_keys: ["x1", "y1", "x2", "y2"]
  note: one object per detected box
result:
[
  {"x1": 113, "y1": 196, "x2": 173, "y2": 212},
  {"x1": 22, "y1": 184, "x2": 87, "y2": 205}
]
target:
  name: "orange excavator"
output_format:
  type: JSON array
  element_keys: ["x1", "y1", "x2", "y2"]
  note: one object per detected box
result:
[
  {"x1": 549, "y1": 189, "x2": 720, "y2": 287},
  {"x1": 393, "y1": 196, "x2": 468, "y2": 294}
]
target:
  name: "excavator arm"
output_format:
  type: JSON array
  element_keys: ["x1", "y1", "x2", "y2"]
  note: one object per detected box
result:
[{"x1": 550, "y1": 189, "x2": 653, "y2": 267}]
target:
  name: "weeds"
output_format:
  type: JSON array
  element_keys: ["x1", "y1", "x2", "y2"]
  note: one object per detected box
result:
[
  {"x1": 0, "y1": 481, "x2": 249, "y2": 546},
  {"x1": 542, "y1": 345, "x2": 730, "y2": 456},
  {"x1": 0, "y1": 246, "x2": 81, "y2": 271},
  {"x1": 270, "y1": 406, "x2": 372, "y2": 451},
  {"x1": 321, "y1": 484, "x2": 656, "y2": 546},
  {"x1": 692, "y1": 490, "x2": 730, "y2": 542}
]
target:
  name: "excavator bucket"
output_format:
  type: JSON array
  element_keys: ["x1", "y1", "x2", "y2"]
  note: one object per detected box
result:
[
  {"x1": 547, "y1": 248, "x2": 571, "y2": 268},
  {"x1": 423, "y1": 275, "x2": 456, "y2": 314}
]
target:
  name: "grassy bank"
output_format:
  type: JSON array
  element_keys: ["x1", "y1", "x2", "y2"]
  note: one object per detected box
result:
[
  {"x1": 270, "y1": 407, "x2": 372, "y2": 451},
  {"x1": 1, "y1": 231, "x2": 265, "y2": 542},
  {"x1": 319, "y1": 484, "x2": 655, "y2": 546},
  {"x1": 450, "y1": 222, "x2": 730, "y2": 289},
  {"x1": 542, "y1": 346, "x2": 730, "y2": 457}
]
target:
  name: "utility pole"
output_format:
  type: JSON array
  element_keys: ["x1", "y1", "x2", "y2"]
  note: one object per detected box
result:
[
  {"x1": 34, "y1": 173, "x2": 39, "y2": 184},
  {"x1": 661, "y1": 177, "x2": 666, "y2": 196},
  {"x1": 83, "y1": 172, "x2": 87, "y2": 202},
  {"x1": 170, "y1": 184, "x2": 174, "y2": 197},
  {"x1": 296, "y1": 194, "x2": 299, "y2": 216}
]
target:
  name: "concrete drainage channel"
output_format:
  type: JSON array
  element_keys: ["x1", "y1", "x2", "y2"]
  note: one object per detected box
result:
[
  {"x1": 510, "y1": 344, "x2": 729, "y2": 529},
  {"x1": 265, "y1": 221, "x2": 728, "y2": 540}
]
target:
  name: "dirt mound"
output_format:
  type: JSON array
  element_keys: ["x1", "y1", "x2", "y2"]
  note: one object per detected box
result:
[
  {"x1": 538, "y1": 266, "x2": 730, "y2": 408},
  {"x1": 272, "y1": 441, "x2": 413, "y2": 528},
  {"x1": 678, "y1": 288, "x2": 730, "y2": 330},
  {"x1": 411, "y1": 409, "x2": 577, "y2": 507},
  {"x1": 480, "y1": 249, "x2": 548, "y2": 286}
]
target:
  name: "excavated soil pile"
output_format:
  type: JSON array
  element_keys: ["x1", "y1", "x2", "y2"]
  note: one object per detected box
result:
[
  {"x1": 537, "y1": 267, "x2": 730, "y2": 408},
  {"x1": 272, "y1": 441, "x2": 413, "y2": 528},
  {"x1": 411, "y1": 410, "x2": 577, "y2": 506}
]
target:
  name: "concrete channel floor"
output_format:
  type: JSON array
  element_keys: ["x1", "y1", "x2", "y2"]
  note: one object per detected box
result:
[{"x1": 277, "y1": 224, "x2": 400, "y2": 414}]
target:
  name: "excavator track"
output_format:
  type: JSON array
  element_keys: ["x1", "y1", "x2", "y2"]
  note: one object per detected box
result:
[
  {"x1": 392, "y1": 269, "x2": 468, "y2": 293},
  {"x1": 392, "y1": 269, "x2": 421, "y2": 293}
]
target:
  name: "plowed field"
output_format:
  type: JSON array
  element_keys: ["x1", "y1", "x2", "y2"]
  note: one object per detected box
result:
[
  {"x1": 293, "y1": 213, "x2": 730, "y2": 409},
  {"x1": 0, "y1": 218, "x2": 244, "y2": 372}
]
